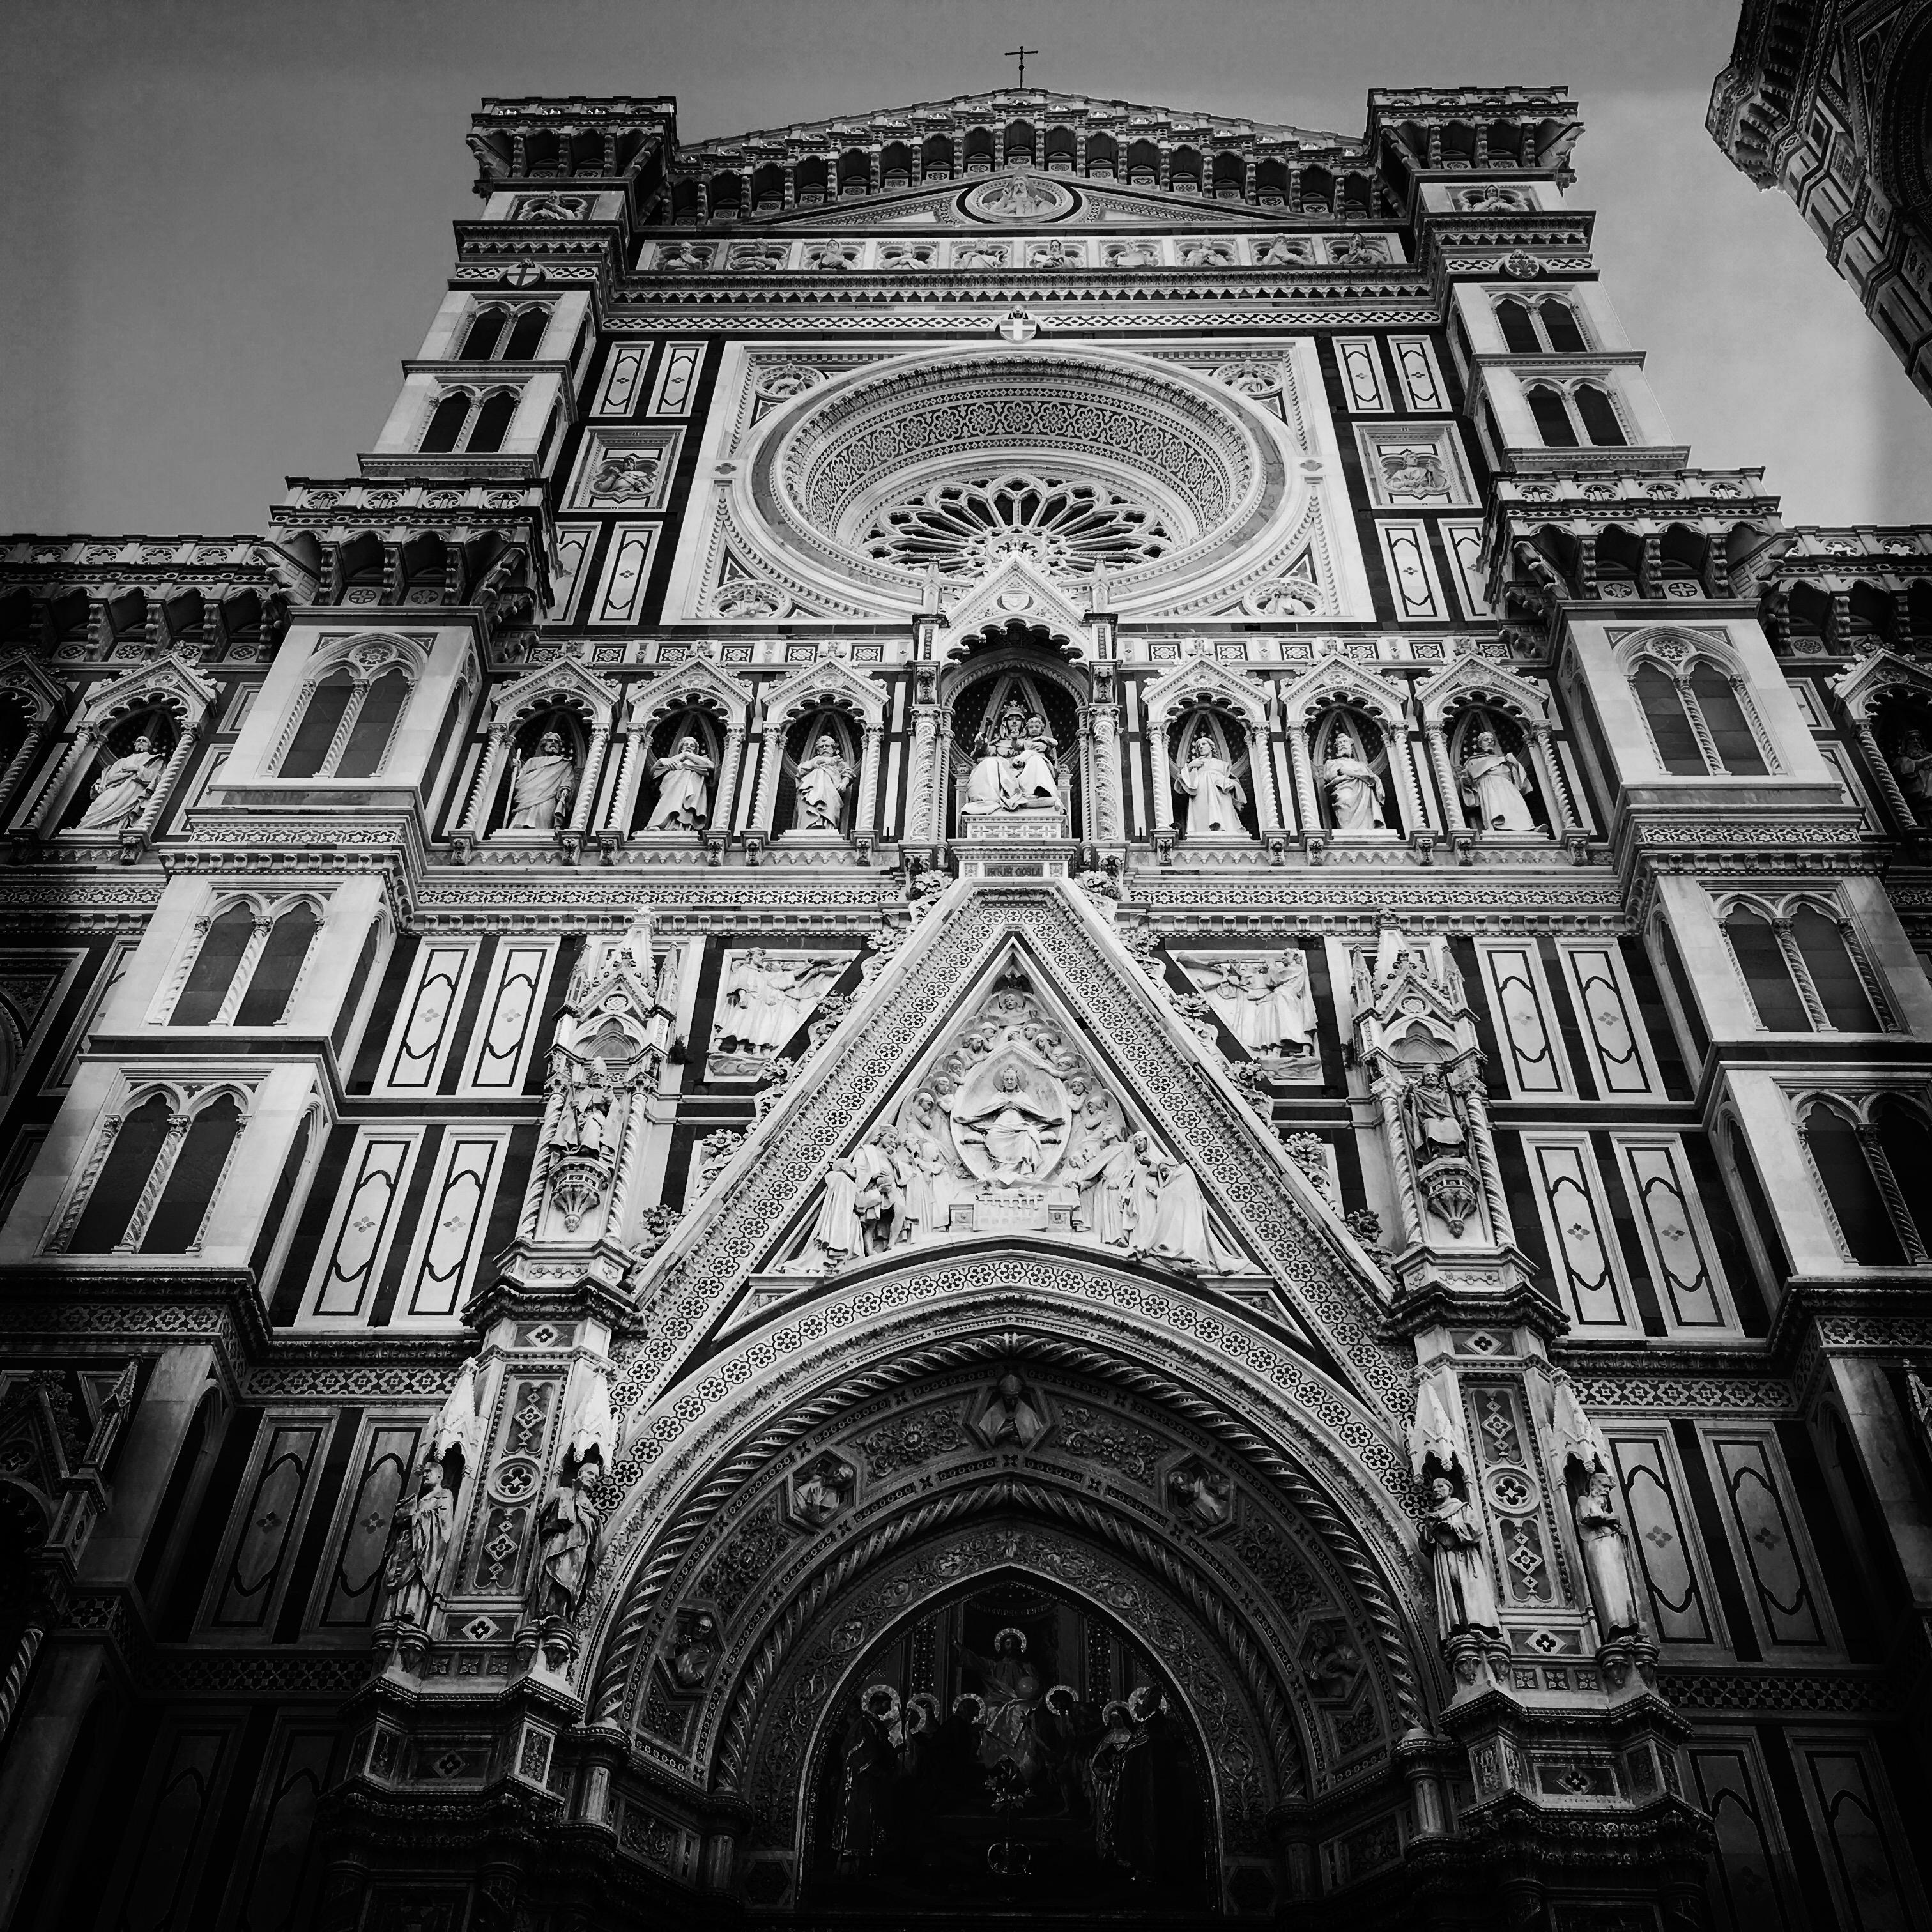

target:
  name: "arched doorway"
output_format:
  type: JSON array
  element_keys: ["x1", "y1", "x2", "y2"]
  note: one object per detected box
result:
[{"x1": 802, "y1": 1568, "x2": 1211, "y2": 1913}]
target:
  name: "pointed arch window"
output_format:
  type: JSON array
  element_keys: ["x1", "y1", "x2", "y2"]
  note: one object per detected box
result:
[
  {"x1": 500, "y1": 309, "x2": 549, "y2": 360},
  {"x1": 66, "y1": 1092, "x2": 176, "y2": 1253},
  {"x1": 1724, "y1": 901, "x2": 1888, "y2": 1034},
  {"x1": 418, "y1": 388, "x2": 519, "y2": 456},
  {"x1": 1631, "y1": 652, "x2": 1773, "y2": 778},
  {"x1": 140, "y1": 1094, "x2": 243, "y2": 1252},
  {"x1": 281, "y1": 660, "x2": 414, "y2": 780},
  {"x1": 458, "y1": 308, "x2": 509, "y2": 359},
  {"x1": 63, "y1": 1089, "x2": 245, "y2": 1255},
  {"x1": 1523, "y1": 380, "x2": 1625, "y2": 448},
  {"x1": 171, "y1": 900, "x2": 321, "y2": 1027},
  {"x1": 1497, "y1": 296, "x2": 1590, "y2": 354},
  {"x1": 1800, "y1": 1096, "x2": 1930, "y2": 1266}
]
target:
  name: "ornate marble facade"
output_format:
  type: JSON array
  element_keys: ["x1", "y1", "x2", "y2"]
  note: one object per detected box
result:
[{"x1": 1, "y1": 77, "x2": 1930, "y2": 1932}]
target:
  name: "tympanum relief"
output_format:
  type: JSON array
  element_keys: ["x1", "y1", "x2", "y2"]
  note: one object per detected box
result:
[{"x1": 774, "y1": 966, "x2": 1248, "y2": 1277}]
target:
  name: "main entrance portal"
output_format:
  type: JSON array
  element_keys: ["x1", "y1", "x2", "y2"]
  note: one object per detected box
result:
[{"x1": 803, "y1": 1572, "x2": 1210, "y2": 1915}]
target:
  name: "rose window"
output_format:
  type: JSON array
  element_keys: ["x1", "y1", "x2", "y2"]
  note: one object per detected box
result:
[{"x1": 859, "y1": 471, "x2": 1174, "y2": 579}]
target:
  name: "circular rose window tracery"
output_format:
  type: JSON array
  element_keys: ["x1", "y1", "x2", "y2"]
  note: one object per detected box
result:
[
  {"x1": 738, "y1": 346, "x2": 1301, "y2": 615},
  {"x1": 861, "y1": 471, "x2": 1174, "y2": 579}
]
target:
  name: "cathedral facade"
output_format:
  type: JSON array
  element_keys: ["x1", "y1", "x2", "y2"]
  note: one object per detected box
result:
[{"x1": 1, "y1": 79, "x2": 1929, "y2": 1932}]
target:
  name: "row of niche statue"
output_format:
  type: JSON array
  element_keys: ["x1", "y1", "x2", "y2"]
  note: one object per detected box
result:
[
  {"x1": 505, "y1": 730, "x2": 718, "y2": 832},
  {"x1": 1422, "y1": 1466, "x2": 1644, "y2": 1643},
  {"x1": 505, "y1": 728, "x2": 861, "y2": 834},
  {"x1": 1316, "y1": 725, "x2": 1537, "y2": 833},
  {"x1": 383, "y1": 1441, "x2": 606, "y2": 1635}
]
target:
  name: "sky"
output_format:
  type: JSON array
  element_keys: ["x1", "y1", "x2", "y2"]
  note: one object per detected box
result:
[{"x1": 4, "y1": 0, "x2": 1930, "y2": 538}]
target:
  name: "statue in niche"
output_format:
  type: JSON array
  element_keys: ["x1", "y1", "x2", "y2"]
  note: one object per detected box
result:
[
  {"x1": 1457, "y1": 725, "x2": 1537, "y2": 832},
  {"x1": 1189, "y1": 954, "x2": 1317, "y2": 1059},
  {"x1": 1167, "y1": 1462, "x2": 1230, "y2": 1532},
  {"x1": 1318, "y1": 731, "x2": 1386, "y2": 830},
  {"x1": 962, "y1": 1627, "x2": 1046, "y2": 1775},
  {"x1": 666, "y1": 1610, "x2": 719, "y2": 1689},
  {"x1": 1572, "y1": 1467, "x2": 1644, "y2": 1638},
  {"x1": 791, "y1": 1451, "x2": 856, "y2": 1528},
  {"x1": 507, "y1": 730, "x2": 578, "y2": 830},
  {"x1": 646, "y1": 735, "x2": 715, "y2": 831},
  {"x1": 1253, "y1": 236, "x2": 1313, "y2": 266},
  {"x1": 549, "y1": 1059, "x2": 612, "y2": 1156},
  {"x1": 526, "y1": 1450, "x2": 604, "y2": 1624},
  {"x1": 790, "y1": 732, "x2": 855, "y2": 832},
  {"x1": 716, "y1": 952, "x2": 841, "y2": 1057},
  {"x1": 974, "y1": 176, "x2": 1063, "y2": 220},
  {"x1": 1421, "y1": 1475, "x2": 1500, "y2": 1634},
  {"x1": 974, "y1": 1372, "x2": 1051, "y2": 1450},
  {"x1": 379, "y1": 1452, "x2": 454, "y2": 1630},
  {"x1": 1401, "y1": 1062, "x2": 1470, "y2": 1160},
  {"x1": 1174, "y1": 733, "x2": 1246, "y2": 836},
  {"x1": 1890, "y1": 726, "x2": 1932, "y2": 818},
  {"x1": 76, "y1": 733, "x2": 165, "y2": 831},
  {"x1": 965, "y1": 701, "x2": 1061, "y2": 815}
]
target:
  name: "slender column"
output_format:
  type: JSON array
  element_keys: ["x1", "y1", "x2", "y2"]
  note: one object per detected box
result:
[
  {"x1": 751, "y1": 707, "x2": 786, "y2": 837},
  {"x1": 601, "y1": 726, "x2": 645, "y2": 834},
  {"x1": 130, "y1": 723, "x2": 199, "y2": 842},
  {"x1": 0, "y1": 1623, "x2": 44, "y2": 1746},
  {"x1": 1246, "y1": 719, "x2": 1284, "y2": 832},
  {"x1": 212, "y1": 919, "x2": 276, "y2": 1024},
  {"x1": 1386, "y1": 721, "x2": 1430, "y2": 835},
  {"x1": 1090, "y1": 702, "x2": 1124, "y2": 845},
  {"x1": 1529, "y1": 723, "x2": 1581, "y2": 834},
  {"x1": 714, "y1": 723, "x2": 747, "y2": 831},
  {"x1": 568, "y1": 723, "x2": 610, "y2": 836},
  {"x1": 856, "y1": 722, "x2": 883, "y2": 839},
  {"x1": 1425, "y1": 724, "x2": 1468, "y2": 834},
  {"x1": 114, "y1": 1112, "x2": 192, "y2": 1252},
  {"x1": 0, "y1": 724, "x2": 46, "y2": 818},
  {"x1": 461, "y1": 726, "x2": 513, "y2": 838},
  {"x1": 1770, "y1": 918, "x2": 1832, "y2": 1031},
  {"x1": 1147, "y1": 710, "x2": 1176, "y2": 836},
  {"x1": 1855, "y1": 1124, "x2": 1929, "y2": 1263},
  {"x1": 1285, "y1": 724, "x2": 1321, "y2": 833},
  {"x1": 0, "y1": 1642, "x2": 108, "y2": 1924},
  {"x1": 1674, "y1": 675, "x2": 1726, "y2": 775},
  {"x1": 1852, "y1": 716, "x2": 1919, "y2": 829},
  {"x1": 23, "y1": 731, "x2": 100, "y2": 834}
]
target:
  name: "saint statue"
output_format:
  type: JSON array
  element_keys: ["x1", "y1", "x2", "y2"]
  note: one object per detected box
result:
[
  {"x1": 1573, "y1": 1468, "x2": 1644, "y2": 1638},
  {"x1": 792, "y1": 1453, "x2": 853, "y2": 1528},
  {"x1": 646, "y1": 735, "x2": 715, "y2": 831},
  {"x1": 1892, "y1": 727, "x2": 1932, "y2": 820},
  {"x1": 1457, "y1": 726, "x2": 1537, "y2": 832},
  {"x1": 836, "y1": 1689, "x2": 900, "y2": 1876},
  {"x1": 508, "y1": 730, "x2": 578, "y2": 830},
  {"x1": 964, "y1": 702, "x2": 1061, "y2": 815},
  {"x1": 1136, "y1": 1142, "x2": 1239, "y2": 1272},
  {"x1": 962, "y1": 1629, "x2": 1046, "y2": 1777},
  {"x1": 76, "y1": 734, "x2": 165, "y2": 831},
  {"x1": 1319, "y1": 732, "x2": 1386, "y2": 831},
  {"x1": 1069, "y1": 1117, "x2": 1142, "y2": 1246},
  {"x1": 791, "y1": 732, "x2": 855, "y2": 832},
  {"x1": 1401, "y1": 1063, "x2": 1469, "y2": 1161},
  {"x1": 1421, "y1": 1476, "x2": 1500, "y2": 1634},
  {"x1": 550, "y1": 1061, "x2": 611, "y2": 1156},
  {"x1": 1174, "y1": 735, "x2": 1246, "y2": 836},
  {"x1": 1193, "y1": 954, "x2": 1317, "y2": 1057},
  {"x1": 888, "y1": 1131, "x2": 950, "y2": 1244},
  {"x1": 526, "y1": 1453, "x2": 604, "y2": 1623},
  {"x1": 379, "y1": 1453, "x2": 454, "y2": 1629},
  {"x1": 717, "y1": 951, "x2": 837, "y2": 1055},
  {"x1": 1168, "y1": 1464, "x2": 1230, "y2": 1531},
  {"x1": 668, "y1": 1612, "x2": 719, "y2": 1689}
]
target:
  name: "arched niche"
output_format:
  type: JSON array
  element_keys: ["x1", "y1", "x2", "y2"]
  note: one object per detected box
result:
[
  {"x1": 635, "y1": 703, "x2": 729, "y2": 835},
  {"x1": 1415, "y1": 656, "x2": 1580, "y2": 844},
  {"x1": 456, "y1": 656, "x2": 615, "y2": 847},
  {"x1": 1831, "y1": 650, "x2": 1932, "y2": 832},
  {"x1": 583, "y1": 1329, "x2": 1430, "y2": 1917},
  {"x1": 620, "y1": 659, "x2": 750, "y2": 839},
  {"x1": 490, "y1": 705, "x2": 588, "y2": 836},
  {"x1": 1278, "y1": 659, "x2": 1423, "y2": 845},
  {"x1": 36, "y1": 655, "x2": 216, "y2": 844},
  {"x1": 751, "y1": 655, "x2": 885, "y2": 844},
  {"x1": 942, "y1": 650, "x2": 1087, "y2": 841},
  {"x1": 1142, "y1": 656, "x2": 1280, "y2": 845}
]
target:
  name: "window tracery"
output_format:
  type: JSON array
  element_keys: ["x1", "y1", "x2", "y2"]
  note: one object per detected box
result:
[
  {"x1": 859, "y1": 472, "x2": 1174, "y2": 581},
  {"x1": 167, "y1": 894, "x2": 325, "y2": 1028},
  {"x1": 1794, "y1": 1091, "x2": 1932, "y2": 1265},
  {"x1": 56, "y1": 1082, "x2": 252, "y2": 1256}
]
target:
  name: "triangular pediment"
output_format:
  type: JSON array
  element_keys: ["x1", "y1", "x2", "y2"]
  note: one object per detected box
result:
[
  {"x1": 941, "y1": 557, "x2": 1094, "y2": 654},
  {"x1": 629, "y1": 880, "x2": 1407, "y2": 1422}
]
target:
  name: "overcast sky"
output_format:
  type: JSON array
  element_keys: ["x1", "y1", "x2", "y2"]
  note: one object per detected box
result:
[{"x1": 5, "y1": 0, "x2": 1929, "y2": 538}]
